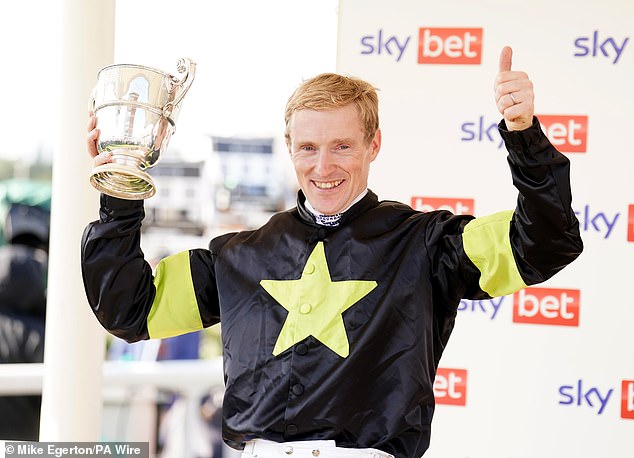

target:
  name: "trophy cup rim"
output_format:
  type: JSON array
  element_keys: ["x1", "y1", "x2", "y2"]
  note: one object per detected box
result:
[{"x1": 97, "y1": 62, "x2": 175, "y2": 78}]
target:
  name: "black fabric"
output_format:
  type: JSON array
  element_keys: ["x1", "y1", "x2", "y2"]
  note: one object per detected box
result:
[
  {"x1": 499, "y1": 119, "x2": 583, "y2": 283},
  {"x1": 0, "y1": 310, "x2": 44, "y2": 441},
  {"x1": 81, "y1": 195, "x2": 152, "y2": 341},
  {"x1": 81, "y1": 119, "x2": 582, "y2": 458},
  {"x1": 0, "y1": 245, "x2": 47, "y2": 441}
]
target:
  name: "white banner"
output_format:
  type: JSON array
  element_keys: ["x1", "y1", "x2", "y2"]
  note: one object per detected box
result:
[{"x1": 337, "y1": 1, "x2": 634, "y2": 457}]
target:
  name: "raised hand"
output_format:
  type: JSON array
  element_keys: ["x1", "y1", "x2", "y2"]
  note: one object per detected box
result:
[{"x1": 494, "y1": 46, "x2": 534, "y2": 131}]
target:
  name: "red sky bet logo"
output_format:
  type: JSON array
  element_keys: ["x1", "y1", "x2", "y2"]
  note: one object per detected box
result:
[
  {"x1": 513, "y1": 287, "x2": 580, "y2": 327},
  {"x1": 538, "y1": 115, "x2": 588, "y2": 153},
  {"x1": 622, "y1": 380, "x2": 634, "y2": 419},
  {"x1": 418, "y1": 27, "x2": 483, "y2": 64},
  {"x1": 627, "y1": 205, "x2": 634, "y2": 242},
  {"x1": 434, "y1": 368, "x2": 467, "y2": 406},
  {"x1": 411, "y1": 196, "x2": 475, "y2": 215}
]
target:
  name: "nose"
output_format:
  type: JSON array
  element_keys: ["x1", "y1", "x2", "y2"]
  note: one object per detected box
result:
[{"x1": 314, "y1": 149, "x2": 336, "y2": 176}]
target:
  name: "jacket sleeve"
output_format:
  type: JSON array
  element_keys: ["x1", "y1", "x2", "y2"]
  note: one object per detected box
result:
[
  {"x1": 81, "y1": 194, "x2": 221, "y2": 343},
  {"x1": 459, "y1": 117, "x2": 583, "y2": 298}
]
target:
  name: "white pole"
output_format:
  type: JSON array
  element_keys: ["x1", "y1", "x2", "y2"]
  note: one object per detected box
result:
[{"x1": 39, "y1": 0, "x2": 115, "y2": 441}]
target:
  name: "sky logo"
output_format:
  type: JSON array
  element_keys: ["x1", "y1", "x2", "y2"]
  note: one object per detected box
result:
[
  {"x1": 434, "y1": 368, "x2": 467, "y2": 406},
  {"x1": 512, "y1": 287, "x2": 580, "y2": 327},
  {"x1": 411, "y1": 196, "x2": 474, "y2": 215},
  {"x1": 574, "y1": 205, "x2": 620, "y2": 240},
  {"x1": 559, "y1": 379, "x2": 634, "y2": 419},
  {"x1": 418, "y1": 28, "x2": 483, "y2": 64},
  {"x1": 460, "y1": 116, "x2": 505, "y2": 149},
  {"x1": 458, "y1": 297, "x2": 505, "y2": 320},
  {"x1": 574, "y1": 31, "x2": 630, "y2": 64},
  {"x1": 559, "y1": 379, "x2": 613, "y2": 415},
  {"x1": 360, "y1": 30, "x2": 410, "y2": 62}
]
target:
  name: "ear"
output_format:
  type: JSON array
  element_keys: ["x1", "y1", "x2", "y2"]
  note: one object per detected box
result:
[{"x1": 369, "y1": 128, "x2": 381, "y2": 162}]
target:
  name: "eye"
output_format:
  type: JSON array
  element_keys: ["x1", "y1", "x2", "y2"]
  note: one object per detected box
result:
[
  {"x1": 299, "y1": 144, "x2": 316, "y2": 152},
  {"x1": 336, "y1": 144, "x2": 351, "y2": 151}
]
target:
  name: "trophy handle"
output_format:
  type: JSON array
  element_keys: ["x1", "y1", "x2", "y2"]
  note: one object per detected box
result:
[{"x1": 163, "y1": 58, "x2": 196, "y2": 118}]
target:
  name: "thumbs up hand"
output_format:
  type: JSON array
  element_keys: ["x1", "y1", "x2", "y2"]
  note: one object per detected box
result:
[{"x1": 495, "y1": 46, "x2": 534, "y2": 131}]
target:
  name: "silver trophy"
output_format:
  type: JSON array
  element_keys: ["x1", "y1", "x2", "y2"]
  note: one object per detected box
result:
[{"x1": 89, "y1": 58, "x2": 196, "y2": 199}]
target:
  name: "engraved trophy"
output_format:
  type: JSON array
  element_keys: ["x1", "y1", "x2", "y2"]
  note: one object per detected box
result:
[{"x1": 89, "y1": 58, "x2": 196, "y2": 199}]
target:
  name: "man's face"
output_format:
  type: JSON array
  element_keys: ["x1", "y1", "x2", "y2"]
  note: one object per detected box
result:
[{"x1": 287, "y1": 104, "x2": 381, "y2": 215}]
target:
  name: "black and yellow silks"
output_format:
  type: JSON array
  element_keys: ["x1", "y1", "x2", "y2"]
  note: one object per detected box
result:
[{"x1": 82, "y1": 118, "x2": 583, "y2": 458}]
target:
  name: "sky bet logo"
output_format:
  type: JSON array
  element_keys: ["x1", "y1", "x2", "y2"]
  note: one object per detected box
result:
[
  {"x1": 459, "y1": 288, "x2": 581, "y2": 326},
  {"x1": 574, "y1": 31, "x2": 630, "y2": 64},
  {"x1": 558, "y1": 379, "x2": 634, "y2": 419},
  {"x1": 459, "y1": 289, "x2": 580, "y2": 326},
  {"x1": 513, "y1": 287, "x2": 580, "y2": 327},
  {"x1": 434, "y1": 368, "x2": 467, "y2": 406},
  {"x1": 460, "y1": 115, "x2": 588, "y2": 153},
  {"x1": 411, "y1": 196, "x2": 475, "y2": 215},
  {"x1": 360, "y1": 27, "x2": 483, "y2": 64}
]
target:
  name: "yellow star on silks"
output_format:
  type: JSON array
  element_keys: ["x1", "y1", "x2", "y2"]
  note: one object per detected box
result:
[{"x1": 260, "y1": 242, "x2": 377, "y2": 358}]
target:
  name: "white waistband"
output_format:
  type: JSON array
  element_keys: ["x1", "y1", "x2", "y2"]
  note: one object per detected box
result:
[{"x1": 242, "y1": 439, "x2": 394, "y2": 458}]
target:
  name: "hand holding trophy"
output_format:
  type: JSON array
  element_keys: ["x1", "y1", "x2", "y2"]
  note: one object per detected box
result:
[{"x1": 89, "y1": 58, "x2": 196, "y2": 200}]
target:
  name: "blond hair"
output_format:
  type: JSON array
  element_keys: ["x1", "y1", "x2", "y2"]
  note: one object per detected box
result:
[{"x1": 284, "y1": 73, "x2": 379, "y2": 145}]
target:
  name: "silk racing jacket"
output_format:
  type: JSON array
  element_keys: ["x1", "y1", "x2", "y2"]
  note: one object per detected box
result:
[{"x1": 81, "y1": 119, "x2": 583, "y2": 458}]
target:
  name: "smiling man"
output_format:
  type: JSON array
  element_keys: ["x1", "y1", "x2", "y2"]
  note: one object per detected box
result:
[
  {"x1": 285, "y1": 77, "x2": 381, "y2": 218},
  {"x1": 82, "y1": 47, "x2": 583, "y2": 458}
]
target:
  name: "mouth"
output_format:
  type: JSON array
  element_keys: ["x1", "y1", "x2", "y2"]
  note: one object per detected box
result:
[{"x1": 312, "y1": 179, "x2": 344, "y2": 190}]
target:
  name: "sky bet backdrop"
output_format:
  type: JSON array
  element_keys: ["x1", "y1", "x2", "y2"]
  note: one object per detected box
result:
[{"x1": 337, "y1": 1, "x2": 633, "y2": 457}]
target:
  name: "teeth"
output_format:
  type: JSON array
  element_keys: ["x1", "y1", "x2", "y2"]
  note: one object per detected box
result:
[{"x1": 314, "y1": 180, "x2": 343, "y2": 189}]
